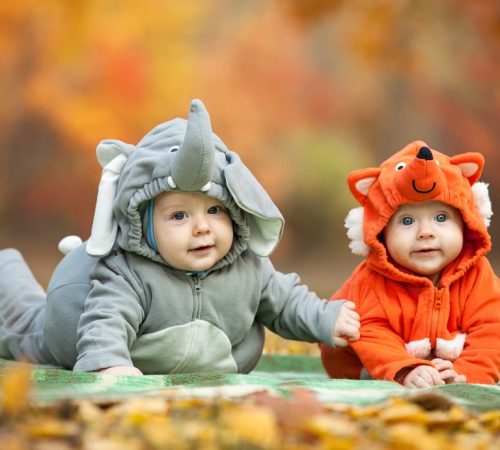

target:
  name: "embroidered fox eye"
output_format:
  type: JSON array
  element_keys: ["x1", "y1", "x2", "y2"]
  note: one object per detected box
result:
[
  {"x1": 169, "y1": 146, "x2": 179, "y2": 153},
  {"x1": 395, "y1": 162, "x2": 407, "y2": 171}
]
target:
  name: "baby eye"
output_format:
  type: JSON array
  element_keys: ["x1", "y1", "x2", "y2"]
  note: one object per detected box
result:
[
  {"x1": 401, "y1": 217, "x2": 414, "y2": 226},
  {"x1": 395, "y1": 162, "x2": 407, "y2": 171},
  {"x1": 172, "y1": 212, "x2": 186, "y2": 220},
  {"x1": 169, "y1": 146, "x2": 179, "y2": 153},
  {"x1": 207, "y1": 206, "x2": 221, "y2": 214},
  {"x1": 435, "y1": 213, "x2": 447, "y2": 223}
]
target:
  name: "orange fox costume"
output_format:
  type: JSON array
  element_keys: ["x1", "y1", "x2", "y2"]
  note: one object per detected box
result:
[{"x1": 320, "y1": 141, "x2": 500, "y2": 384}]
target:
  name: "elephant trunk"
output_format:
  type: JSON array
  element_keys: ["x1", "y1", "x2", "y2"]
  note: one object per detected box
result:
[{"x1": 170, "y1": 99, "x2": 215, "y2": 191}]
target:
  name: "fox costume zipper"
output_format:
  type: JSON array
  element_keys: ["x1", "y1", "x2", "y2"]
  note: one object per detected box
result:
[{"x1": 430, "y1": 288, "x2": 444, "y2": 347}]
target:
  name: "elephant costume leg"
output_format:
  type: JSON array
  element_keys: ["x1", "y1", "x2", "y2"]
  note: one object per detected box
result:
[
  {"x1": 43, "y1": 245, "x2": 98, "y2": 369},
  {"x1": 0, "y1": 246, "x2": 96, "y2": 368},
  {"x1": 0, "y1": 249, "x2": 51, "y2": 363}
]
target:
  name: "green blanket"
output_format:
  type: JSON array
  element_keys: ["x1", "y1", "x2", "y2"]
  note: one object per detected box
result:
[{"x1": 1, "y1": 355, "x2": 499, "y2": 412}]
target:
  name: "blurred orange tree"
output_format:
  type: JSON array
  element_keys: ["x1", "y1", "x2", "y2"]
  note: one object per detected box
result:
[{"x1": 0, "y1": 0, "x2": 498, "y2": 288}]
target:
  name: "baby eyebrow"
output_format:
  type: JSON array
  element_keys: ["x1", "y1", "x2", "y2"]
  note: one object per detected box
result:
[
  {"x1": 157, "y1": 203, "x2": 185, "y2": 213},
  {"x1": 209, "y1": 202, "x2": 227, "y2": 210}
]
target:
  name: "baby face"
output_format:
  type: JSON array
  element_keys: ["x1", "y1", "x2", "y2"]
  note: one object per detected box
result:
[
  {"x1": 383, "y1": 201, "x2": 464, "y2": 285},
  {"x1": 153, "y1": 191, "x2": 234, "y2": 272}
]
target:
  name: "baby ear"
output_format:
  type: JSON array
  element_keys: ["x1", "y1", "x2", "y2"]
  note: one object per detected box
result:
[
  {"x1": 449, "y1": 152, "x2": 484, "y2": 185},
  {"x1": 347, "y1": 168, "x2": 380, "y2": 205}
]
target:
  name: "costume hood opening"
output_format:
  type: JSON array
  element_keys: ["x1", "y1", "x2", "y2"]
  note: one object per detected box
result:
[{"x1": 84, "y1": 99, "x2": 284, "y2": 267}]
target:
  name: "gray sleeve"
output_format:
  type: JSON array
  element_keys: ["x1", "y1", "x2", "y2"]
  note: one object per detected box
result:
[
  {"x1": 73, "y1": 257, "x2": 146, "y2": 372},
  {"x1": 256, "y1": 258, "x2": 344, "y2": 347}
]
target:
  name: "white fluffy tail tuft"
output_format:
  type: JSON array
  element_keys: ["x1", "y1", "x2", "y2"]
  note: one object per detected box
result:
[{"x1": 58, "y1": 235, "x2": 83, "y2": 255}]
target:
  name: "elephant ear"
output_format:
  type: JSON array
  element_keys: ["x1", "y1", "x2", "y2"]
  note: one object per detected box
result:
[
  {"x1": 86, "y1": 139, "x2": 135, "y2": 256},
  {"x1": 224, "y1": 152, "x2": 284, "y2": 257}
]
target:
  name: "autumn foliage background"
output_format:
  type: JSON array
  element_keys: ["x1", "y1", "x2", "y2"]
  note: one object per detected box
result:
[{"x1": 0, "y1": 0, "x2": 499, "y2": 298}]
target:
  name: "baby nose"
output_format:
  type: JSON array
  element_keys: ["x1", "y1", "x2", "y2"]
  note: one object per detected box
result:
[
  {"x1": 193, "y1": 215, "x2": 210, "y2": 234},
  {"x1": 417, "y1": 222, "x2": 436, "y2": 239}
]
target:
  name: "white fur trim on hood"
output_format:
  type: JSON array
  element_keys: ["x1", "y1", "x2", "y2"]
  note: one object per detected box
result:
[
  {"x1": 472, "y1": 182, "x2": 493, "y2": 228},
  {"x1": 345, "y1": 207, "x2": 368, "y2": 256}
]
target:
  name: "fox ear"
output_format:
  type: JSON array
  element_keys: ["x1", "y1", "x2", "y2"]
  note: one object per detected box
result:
[
  {"x1": 449, "y1": 152, "x2": 484, "y2": 185},
  {"x1": 347, "y1": 168, "x2": 380, "y2": 205}
]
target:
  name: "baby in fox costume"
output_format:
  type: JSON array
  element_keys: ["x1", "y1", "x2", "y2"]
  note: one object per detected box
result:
[{"x1": 320, "y1": 140, "x2": 500, "y2": 387}]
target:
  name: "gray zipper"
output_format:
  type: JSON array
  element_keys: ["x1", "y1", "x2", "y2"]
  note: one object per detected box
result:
[{"x1": 192, "y1": 276, "x2": 202, "y2": 320}]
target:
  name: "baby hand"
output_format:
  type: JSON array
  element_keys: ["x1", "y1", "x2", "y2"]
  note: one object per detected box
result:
[
  {"x1": 432, "y1": 358, "x2": 467, "y2": 384},
  {"x1": 98, "y1": 366, "x2": 144, "y2": 376},
  {"x1": 333, "y1": 301, "x2": 360, "y2": 347},
  {"x1": 400, "y1": 365, "x2": 445, "y2": 388}
]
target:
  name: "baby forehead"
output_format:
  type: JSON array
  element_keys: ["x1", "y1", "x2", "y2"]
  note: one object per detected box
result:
[
  {"x1": 394, "y1": 201, "x2": 460, "y2": 215},
  {"x1": 155, "y1": 191, "x2": 223, "y2": 208}
]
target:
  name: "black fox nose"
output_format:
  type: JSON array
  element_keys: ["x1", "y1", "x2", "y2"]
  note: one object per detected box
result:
[{"x1": 417, "y1": 146, "x2": 433, "y2": 160}]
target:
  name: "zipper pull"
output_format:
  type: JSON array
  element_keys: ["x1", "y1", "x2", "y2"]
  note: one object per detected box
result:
[
  {"x1": 194, "y1": 276, "x2": 202, "y2": 293},
  {"x1": 435, "y1": 289, "x2": 443, "y2": 308}
]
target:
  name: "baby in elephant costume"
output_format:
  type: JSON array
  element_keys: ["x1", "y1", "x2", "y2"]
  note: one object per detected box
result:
[{"x1": 0, "y1": 99, "x2": 359, "y2": 375}]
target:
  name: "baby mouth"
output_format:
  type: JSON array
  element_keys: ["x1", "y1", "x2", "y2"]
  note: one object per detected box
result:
[
  {"x1": 190, "y1": 245, "x2": 214, "y2": 252},
  {"x1": 414, "y1": 248, "x2": 439, "y2": 255}
]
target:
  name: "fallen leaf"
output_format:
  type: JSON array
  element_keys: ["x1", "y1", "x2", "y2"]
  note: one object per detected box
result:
[{"x1": 0, "y1": 362, "x2": 32, "y2": 416}]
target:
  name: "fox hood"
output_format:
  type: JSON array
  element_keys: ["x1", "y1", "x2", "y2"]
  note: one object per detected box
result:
[{"x1": 323, "y1": 140, "x2": 499, "y2": 384}]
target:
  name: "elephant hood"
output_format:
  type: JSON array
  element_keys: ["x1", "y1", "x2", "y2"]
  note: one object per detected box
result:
[{"x1": 85, "y1": 99, "x2": 284, "y2": 269}]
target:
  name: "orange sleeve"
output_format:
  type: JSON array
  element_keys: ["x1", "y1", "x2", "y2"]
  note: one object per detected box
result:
[
  {"x1": 323, "y1": 264, "x2": 432, "y2": 381},
  {"x1": 452, "y1": 258, "x2": 500, "y2": 384},
  {"x1": 350, "y1": 294, "x2": 433, "y2": 381},
  {"x1": 319, "y1": 265, "x2": 365, "y2": 378}
]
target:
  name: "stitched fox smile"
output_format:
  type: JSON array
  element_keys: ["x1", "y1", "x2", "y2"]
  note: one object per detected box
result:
[{"x1": 412, "y1": 180, "x2": 436, "y2": 194}]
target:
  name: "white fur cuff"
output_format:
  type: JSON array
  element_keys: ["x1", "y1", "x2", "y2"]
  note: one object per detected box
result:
[
  {"x1": 405, "y1": 338, "x2": 431, "y2": 359},
  {"x1": 435, "y1": 333, "x2": 466, "y2": 361}
]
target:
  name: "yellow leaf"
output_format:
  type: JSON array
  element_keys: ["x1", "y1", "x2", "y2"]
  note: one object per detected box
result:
[
  {"x1": 425, "y1": 406, "x2": 467, "y2": 429},
  {"x1": 379, "y1": 399, "x2": 429, "y2": 424},
  {"x1": 26, "y1": 418, "x2": 80, "y2": 438},
  {"x1": 386, "y1": 423, "x2": 446, "y2": 450},
  {"x1": 479, "y1": 410, "x2": 500, "y2": 432},
  {"x1": 303, "y1": 414, "x2": 357, "y2": 449},
  {"x1": 222, "y1": 404, "x2": 280, "y2": 448},
  {"x1": 0, "y1": 362, "x2": 32, "y2": 416}
]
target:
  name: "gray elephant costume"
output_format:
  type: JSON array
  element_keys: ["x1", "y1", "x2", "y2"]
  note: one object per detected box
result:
[{"x1": 0, "y1": 99, "x2": 344, "y2": 374}]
